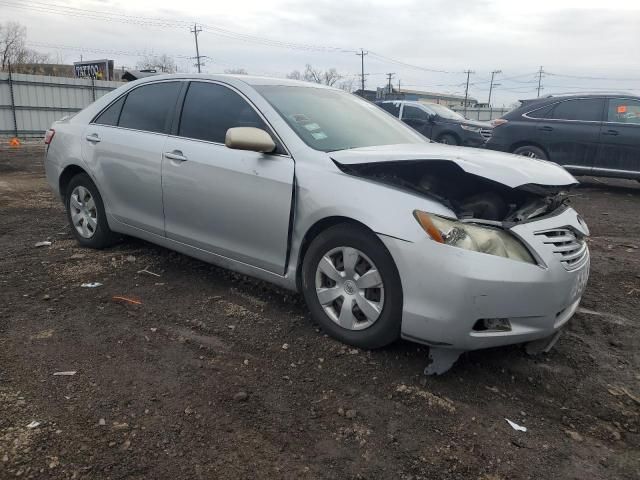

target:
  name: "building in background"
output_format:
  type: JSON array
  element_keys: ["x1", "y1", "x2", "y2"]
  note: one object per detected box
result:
[{"x1": 381, "y1": 87, "x2": 477, "y2": 107}]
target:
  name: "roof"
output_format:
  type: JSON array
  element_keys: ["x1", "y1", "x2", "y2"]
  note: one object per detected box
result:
[{"x1": 129, "y1": 72, "x2": 334, "y2": 89}]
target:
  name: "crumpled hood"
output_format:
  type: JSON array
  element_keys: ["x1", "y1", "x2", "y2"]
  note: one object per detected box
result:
[{"x1": 330, "y1": 143, "x2": 578, "y2": 189}]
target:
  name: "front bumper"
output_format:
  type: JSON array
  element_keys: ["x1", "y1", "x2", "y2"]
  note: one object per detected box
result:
[{"x1": 381, "y1": 207, "x2": 590, "y2": 351}]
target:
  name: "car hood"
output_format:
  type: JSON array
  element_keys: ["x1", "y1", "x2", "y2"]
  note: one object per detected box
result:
[
  {"x1": 460, "y1": 119, "x2": 492, "y2": 129},
  {"x1": 330, "y1": 143, "x2": 577, "y2": 189}
]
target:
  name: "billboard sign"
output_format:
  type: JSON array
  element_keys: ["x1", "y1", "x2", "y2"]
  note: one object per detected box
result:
[{"x1": 73, "y1": 59, "x2": 113, "y2": 80}]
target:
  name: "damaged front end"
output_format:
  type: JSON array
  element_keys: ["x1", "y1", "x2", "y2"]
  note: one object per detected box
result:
[{"x1": 334, "y1": 159, "x2": 574, "y2": 225}]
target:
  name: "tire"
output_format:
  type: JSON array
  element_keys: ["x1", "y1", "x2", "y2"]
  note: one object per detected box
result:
[
  {"x1": 513, "y1": 145, "x2": 548, "y2": 160},
  {"x1": 301, "y1": 224, "x2": 403, "y2": 349},
  {"x1": 65, "y1": 173, "x2": 118, "y2": 249},
  {"x1": 437, "y1": 133, "x2": 458, "y2": 145}
]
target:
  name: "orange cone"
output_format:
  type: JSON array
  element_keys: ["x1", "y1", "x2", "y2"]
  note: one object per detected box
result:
[{"x1": 9, "y1": 137, "x2": 21, "y2": 147}]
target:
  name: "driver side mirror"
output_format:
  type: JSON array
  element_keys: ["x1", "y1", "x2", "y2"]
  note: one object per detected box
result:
[
  {"x1": 428, "y1": 114, "x2": 436, "y2": 123},
  {"x1": 225, "y1": 127, "x2": 276, "y2": 153}
]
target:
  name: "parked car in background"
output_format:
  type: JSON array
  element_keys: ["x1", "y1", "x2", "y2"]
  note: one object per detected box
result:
[
  {"x1": 485, "y1": 93, "x2": 640, "y2": 180},
  {"x1": 44, "y1": 74, "x2": 589, "y2": 374},
  {"x1": 376, "y1": 100, "x2": 493, "y2": 147}
]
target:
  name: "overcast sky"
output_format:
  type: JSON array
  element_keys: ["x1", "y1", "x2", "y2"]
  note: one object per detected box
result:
[{"x1": 2, "y1": 0, "x2": 640, "y2": 105}]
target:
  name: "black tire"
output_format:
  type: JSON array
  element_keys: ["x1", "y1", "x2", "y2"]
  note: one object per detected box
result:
[
  {"x1": 437, "y1": 133, "x2": 458, "y2": 145},
  {"x1": 301, "y1": 224, "x2": 403, "y2": 349},
  {"x1": 65, "y1": 173, "x2": 118, "y2": 249},
  {"x1": 513, "y1": 145, "x2": 548, "y2": 160}
]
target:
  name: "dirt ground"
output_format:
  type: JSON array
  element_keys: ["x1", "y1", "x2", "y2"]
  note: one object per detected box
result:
[{"x1": 1, "y1": 144, "x2": 638, "y2": 480}]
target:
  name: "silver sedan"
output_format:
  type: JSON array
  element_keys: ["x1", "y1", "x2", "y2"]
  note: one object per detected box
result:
[{"x1": 44, "y1": 74, "x2": 590, "y2": 374}]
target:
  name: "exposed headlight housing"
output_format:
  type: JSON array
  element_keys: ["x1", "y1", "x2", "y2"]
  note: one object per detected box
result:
[
  {"x1": 460, "y1": 124, "x2": 482, "y2": 133},
  {"x1": 413, "y1": 210, "x2": 535, "y2": 264}
]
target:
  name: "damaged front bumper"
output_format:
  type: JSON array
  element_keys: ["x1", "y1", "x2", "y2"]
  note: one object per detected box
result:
[{"x1": 380, "y1": 207, "x2": 589, "y2": 351}]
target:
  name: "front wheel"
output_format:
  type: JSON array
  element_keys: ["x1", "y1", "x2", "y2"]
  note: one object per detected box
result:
[
  {"x1": 513, "y1": 145, "x2": 548, "y2": 160},
  {"x1": 437, "y1": 133, "x2": 458, "y2": 145},
  {"x1": 301, "y1": 224, "x2": 403, "y2": 349}
]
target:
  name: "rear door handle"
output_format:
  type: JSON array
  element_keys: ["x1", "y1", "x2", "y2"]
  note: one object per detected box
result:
[
  {"x1": 85, "y1": 133, "x2": 101, "y2": 143},
  {"x1": 164, "y1": 150, "x2": 188, "y2": 162},
  {"x1": 602, "y1": 129, "x2": 619, "y2": 136},
  {"x1": 538, "y1": 126, "x2": 554, "y2": 132}
]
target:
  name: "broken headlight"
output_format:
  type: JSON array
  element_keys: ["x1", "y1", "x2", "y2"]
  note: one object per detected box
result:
[{"x1": 413, "y1": 210, "x2": 535, "y2": 264}]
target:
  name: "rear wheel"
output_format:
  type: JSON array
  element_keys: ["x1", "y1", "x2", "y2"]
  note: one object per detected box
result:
[
  {"x1": 437, "y1": 133, "x2": 458, "y2": 145},
  {"x1": 65, "y1": 173, "x2": 118, "y2": 249},
  {"x1": 513, "y1": 145, "x2": 548, "y2": 160},
  {"x1": 301, "y1": 224, "x2": 403, "y2": 349}
]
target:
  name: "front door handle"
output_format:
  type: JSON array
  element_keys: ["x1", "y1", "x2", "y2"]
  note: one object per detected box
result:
[
  {"x1": 164, "y1": 150, "x2": 188, "y2": 162},
  {"x1": 538, "y1": 126, "x2": 554, "y2": 132},
  {"x1": 85, "y1": 133, "x2": 101, "y2": 143},
  {"x1": 602, "y1": 129, "x2": 619, "y2": 136}
]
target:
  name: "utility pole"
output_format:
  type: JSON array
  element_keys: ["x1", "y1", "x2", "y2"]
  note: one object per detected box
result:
[
  {"x1": 398, "y1": 79, "x2": 401, "y2": 96},
  {"x1": 386, "y1": 72, "x2": 394, "y2": 99},
  {"x1": 463, "y1": 69, "x2": 474, "y2": 117},
  {"x1": 191, "y1": 23, "x2": 203, "y2": 73},
  {"x1": 356, "y1": 49, "x2": 368, "y2": 92},
  {"x1": 536, "y1": 66, "x2": 544, "y2": 97},
  {"x1": 487, "y1": 69, "x2": 501, "y2": 106}
]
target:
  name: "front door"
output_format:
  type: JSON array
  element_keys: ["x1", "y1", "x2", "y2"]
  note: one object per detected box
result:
[
  {"x1": 537, "y1": 97, "x2": 604, "y2": 169},
  {"x1": 401, "y1": 104, "x2": 434, "y2": 139},
  {"x1": 595, "y1": 98, "x2": 640, "y2": 174},
  {"x1": 82, "y1": 81, "x2": 182, "y2": 235},
  {"x1": 161, "y1": 81, "x2": 294, "y2": 274}
]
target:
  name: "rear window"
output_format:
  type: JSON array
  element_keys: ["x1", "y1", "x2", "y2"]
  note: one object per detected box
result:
[
  {"x1": 549, "y1": 98, "x2": 604, "y2": 122},
  {"x1": 118, "y1": 82, "x2": 181, "y2": 134}
]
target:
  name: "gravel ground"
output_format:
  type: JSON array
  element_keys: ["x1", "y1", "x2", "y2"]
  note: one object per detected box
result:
[{"x1": 1, "y1": 145, "x2": 639, "y2": 479}]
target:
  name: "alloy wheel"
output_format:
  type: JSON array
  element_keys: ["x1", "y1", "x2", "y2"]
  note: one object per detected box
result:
[
  {"x1": 70, "y1": 186, "x2": 98, "y2": 238},
  {"x1": 314, "y1": 246, "x2": 385, "y2": 331}
]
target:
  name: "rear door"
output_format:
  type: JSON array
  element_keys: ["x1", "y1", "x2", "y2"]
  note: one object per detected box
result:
[
  {"x1": 537, "y1": 97, "x2": 604, "y2": 170},
  {"x1": 161, "y1": 81, "x2": 294, "y2": 274},
  {"x1": 82, "y1": 81, "x2": 182, "y2": 235},
  {"x1": 400, "y1": 104, "x2": 434, "y2": 138},
  {"x1": 595, "y1": 98, "x2": 640, "y2": 174}
]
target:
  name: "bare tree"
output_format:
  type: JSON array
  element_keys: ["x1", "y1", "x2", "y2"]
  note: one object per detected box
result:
[
  {"x1": 337, "y1": 77, "x2": 356, "y2": 93},
  {"x1": 136, "y1": 53, "x2": 176, "y2": 73},
  {"x1": 287, "y1": 64, "x2": 343, "y2": 86},
  {"x1": 224, "y1": 68, "x2": 248, "y2": 75},
  {"x1": 0, "y1": 22, "x2": 48, "y2": 70}
]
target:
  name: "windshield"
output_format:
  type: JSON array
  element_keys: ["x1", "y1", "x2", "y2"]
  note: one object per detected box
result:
[
  {"x1": 255, "y1": 85, "x2": 425, "y2": 152},
  {"x1": 427, "y1": 103, "x2": 466, "y2": 120}
]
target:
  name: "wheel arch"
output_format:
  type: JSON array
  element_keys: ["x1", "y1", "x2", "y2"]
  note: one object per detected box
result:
[
  {"x1": 436, "y1": 131, "x2": 461, "y2": 145},
  {"x1": 59, "y1": 164, "x2": 89, "y2": 202},
  {"x1": 295, "y1": 216, "x2": 380, "y2": 292}
]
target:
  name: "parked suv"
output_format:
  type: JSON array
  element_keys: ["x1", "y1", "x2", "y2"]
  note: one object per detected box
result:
[
  {"x1": 376, "y1": 100, "x2": 492, "y2": 147},
  {"x1": 485, "y1": 93, "x2": 640, "y2": 180}
]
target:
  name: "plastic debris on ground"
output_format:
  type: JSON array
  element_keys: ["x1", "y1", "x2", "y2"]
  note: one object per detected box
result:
[
  {"x1": 505, "y1": 418, "x2": 527, "y2": 432},
  {"x1": 53, "y1": 371, "x2": 77, "y2": 376},
  {"x1": 27, "y1": 421, "x2": 41, "y2": 429},
  {"x1": 80, "y1": 282, "x2": 102, "y2": 288},
  {"x1": 137, "y1": 266, "x2": 161, "y2": 277},
  {"x1": 34, "y1": 241, "x2": 52, "y2": 247}
]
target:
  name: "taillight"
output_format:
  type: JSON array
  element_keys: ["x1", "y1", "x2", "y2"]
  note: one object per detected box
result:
[
  {"x1": 491, "y1": 119, "x2": 508, "y2": 128},
  {"x1": 44, "y1": 129, "x2": 55, "y2": 145}
]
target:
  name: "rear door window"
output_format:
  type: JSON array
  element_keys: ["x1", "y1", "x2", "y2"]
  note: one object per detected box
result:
[
  {"x1": 179, "y1": 82, "x2": 267, "y2": 143},
  {"x1": 94, "y1": 96, "x2": 125, "y2": 126},
  {"x1": 118, "y1": 82, "x2": 181, "y2": 134},
  {"x1": 606, "y1": 99, "x2": 640, "y2": 125},
  {"x1": 549, "y1": 98, "x2": 604, "y2": 122}
]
